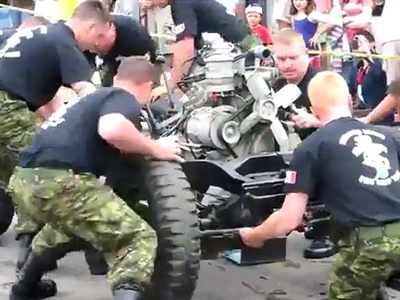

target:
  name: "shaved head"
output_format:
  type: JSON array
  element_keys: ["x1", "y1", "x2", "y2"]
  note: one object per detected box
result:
[
  {"x1": 116, "y1": 56, "x2": 155, "y2": 83},
  {"x1": 308, "y1": 71, "x2": 350, "y2": 113}
]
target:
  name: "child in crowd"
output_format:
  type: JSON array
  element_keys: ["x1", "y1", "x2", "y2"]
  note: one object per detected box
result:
[
  {"x1": 289, "y1": 0, "x2": 342, "y2": 49},
  {"x1": 245, "y1": 5, "x2": 273, "y2": 45}
]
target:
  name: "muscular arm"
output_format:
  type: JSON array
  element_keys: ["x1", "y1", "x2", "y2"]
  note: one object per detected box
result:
[
  {"x1": 365, "y1": 78, "x2": 400, "y2": 123},
  {"x1": 365, "y1": 95, "x2": 398, "y2": 123},
  {"x1": 251, "y1": 193, "x2": 308, "y2": 240},
  {"x1": 70, "y1": 81, "x2": 97, "y2": 98},
  {"x1": 168, "y1": 37, "x2": 195, "y2": 90},
  {"x1": 98, "y1": 113, "x2": 159, "y2": 155}
]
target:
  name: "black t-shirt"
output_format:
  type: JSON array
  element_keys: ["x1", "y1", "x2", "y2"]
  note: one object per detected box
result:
[
  {"x1": 0, "y1": 28, "x2": 16, "y2": 46},
  {"x1": 273, "y1": 66, "x2": 319, "y2": 140},
  {"x1": 284, "y1": 117, "x2": 400, "y2": 227},
  {"x1": 0, "y1": 23, "x2": 92, "y2": 111},
  {"x1": 84, "y1": 14, "x2": 155, "y2": 77},
  {"x1": 18, "y1": 88, "x2": 141, "y2": 177},
  {"x1": 170, "y1": 0, "x2": 249, "y2": 49},
  {"x1": 105, "y1": 14, "x2": 154, "y2": 62}
]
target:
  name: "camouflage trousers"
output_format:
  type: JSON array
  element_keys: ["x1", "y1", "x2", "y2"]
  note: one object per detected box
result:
[
  {"x1": 8, "y1": 167, "x2": 157, "y2": 290},
  {"x1": 329, "y1": 221, "x2": 400, "y2": 299},
  {"x1": 0, "y1": 90, "x2": 40, "y2": 237}
]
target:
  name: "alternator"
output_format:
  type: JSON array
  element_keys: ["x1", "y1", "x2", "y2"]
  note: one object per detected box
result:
[{"x1": 185, "y1": 106, "x2": 241, "y2": 149}]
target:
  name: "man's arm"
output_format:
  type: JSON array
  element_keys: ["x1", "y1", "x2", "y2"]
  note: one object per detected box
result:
[
  {"x1": 55, "y1": 39, "x2": 96, "y2": 97},
  {"x1": 167, "y1": 0, "x2": 198, "y2": 91},
  {"x1": 97, "y1": 90, "x2": 182, "y2": 162},
  {"x1": 240, "y1": 145, "x2": 317, "y2": 246},
  {"x1": 344, "y1": 2, "x2": 373, "y2": 29},
  {"x1": 364, "y1": 77, "x2": 400, "y2": 123},
  {"x1": 98, "y1": 113, "x2": 159, "y2": 155},
  {"x1": 70, "y1": 81, "x2": 97, "y2": 97}
]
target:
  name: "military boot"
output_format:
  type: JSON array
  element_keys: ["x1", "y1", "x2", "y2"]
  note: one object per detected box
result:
[
  {"x1": 303, "y1": 238, "x2": 338, "y2": 259},
  {"x1": 10, "y1": 252, "x2": 57, "y2": 300},
  {"x1": 113, "y1": 289, "x2": 145, "y2": 300},
  {"x1": 84, "y1": 245, "x2": 108, "y2": 276},
  {"x1": 16, "y1": 234, "x2": 57, "y2": 274}
]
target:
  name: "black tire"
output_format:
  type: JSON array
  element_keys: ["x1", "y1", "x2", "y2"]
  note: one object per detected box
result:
[
  {"x1": 0, "y1": 188, "x2": 14, "y2": 235},
  {"x1": 143, "y1": 161, "x2": 201, "y2": 300}
]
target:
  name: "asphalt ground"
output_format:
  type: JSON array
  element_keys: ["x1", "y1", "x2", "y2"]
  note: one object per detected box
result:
[{"x1": 1, "y1": 219, "x2": 400, "y2": 300}]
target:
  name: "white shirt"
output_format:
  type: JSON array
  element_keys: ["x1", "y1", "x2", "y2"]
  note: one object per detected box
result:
[{"x1": 379, "y1": 0, "x2": 400, "y2": 44}]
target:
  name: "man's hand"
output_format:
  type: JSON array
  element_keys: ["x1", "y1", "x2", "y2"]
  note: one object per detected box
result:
[
  {"x1": 291, "y1": 112, "x2": 321, "y2": 128},
  {"x1": 150, "y1": 85, "x2": 168, "y2": 102},
  {"x1": 358, "y1": 116, "x2": 371, "y2": 124},
  {"x1": 239, "y1": 227, "x2": 265, "y2": 248},
  {"x1": 152, "y1": 136, "x2": 184, "y2": 163}
]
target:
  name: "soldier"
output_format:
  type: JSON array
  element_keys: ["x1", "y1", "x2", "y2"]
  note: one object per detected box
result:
[
  {"x1": 139, "y1": 0, "x2": 258, "y2": 101},
  {"x1": 0, "y1": 15, "x2": 52, "y2": 45},
  {"x1": 0, "y1": 0, "x2": 113, "y2": 274},
  {"x1": 239, "y1": 71, "x2": 400, "y2": 300},
  {"x1": 8, "y1": 56, "x2": 183, "y2": 300},
  {"x1": 86, "y1": 13, "x2": 157, "y2": 87}
]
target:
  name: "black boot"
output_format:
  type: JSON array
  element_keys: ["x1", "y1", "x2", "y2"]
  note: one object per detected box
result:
[
  {"x1": 113, "y1": 288, "x2": 144, "y2": 300},
  {"x1": 16, "y1": 234, "x2": 58, "y2": 274},
  {"x1": 84, "y1": 246, "x2": 108, "y2": 276},
  {"x1": 10, "y1": 252, "x2": 57, "y2": 300},
  {"x1": 303, "y1": 238, "x2": 338, "y2": 259}
]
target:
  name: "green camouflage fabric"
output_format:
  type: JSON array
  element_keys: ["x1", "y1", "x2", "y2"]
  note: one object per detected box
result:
[
  {"x1": 8, "y1": 167, "x2": 157, "y2": 290},
  {"x1": 100, "y1": 61, "x2": 119, "y2": 87},
  {"x1": 0, "y1": 90, "x2": 41, "y2": 237},
  {"x1": 329, "y1": 222, "x2": 400, "y2": 299},
  {"x1": 238, "y1": 33, "x2": 264, "y2": 52}
]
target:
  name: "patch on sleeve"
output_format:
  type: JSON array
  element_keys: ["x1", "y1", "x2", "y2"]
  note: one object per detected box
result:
[
  {"x1": 285, "y1": 170, "x2": 297, "y2": 184},
  {"x1": 173, "y1": 23, "x2": 185, "y2": 35}
]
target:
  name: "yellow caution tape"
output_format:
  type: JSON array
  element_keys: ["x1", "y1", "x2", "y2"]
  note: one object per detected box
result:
[{"x1": 1, "y1": 3, "x2": 399, "y2": 60}]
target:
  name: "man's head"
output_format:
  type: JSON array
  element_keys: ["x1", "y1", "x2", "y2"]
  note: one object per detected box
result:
[
  {"x1": 308, "y1": 71, "x2": 352, "y2": 124},
  {"x1": 114, "y1": 56, "x2": 155, "y2": 105},
  {"x1": 68, "y1": 0, "x2": 115, "y2": 53},
  {"x1": 245, "y1": 5, "x2": 263, "y2": 28},
  {"x1": 18, "y1": 16, "x2": 51, "y2": 29},
  {"x1": 352, "y1": 30, "x2": 376, "y2": 54},
  {"x1": 273, "y1": 29, "x2": 309, "y2": 83},
  {"x1": 139, "y1": 0, "x2": 169, "y2": 9}
]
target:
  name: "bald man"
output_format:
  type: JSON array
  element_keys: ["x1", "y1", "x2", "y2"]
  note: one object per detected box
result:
[{"x1": 240, "y1": 71, "x2": 400, "y2": 299}]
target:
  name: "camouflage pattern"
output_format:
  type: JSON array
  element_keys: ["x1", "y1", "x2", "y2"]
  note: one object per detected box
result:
[
  {"x1": 0, "y1": 90, "x2": 41, "y2": 237},
  {"x1": 329, "y1": 222, "x2": 400, "y2": 299},
  {"x1": 238, "y1": 33, "x2": 264, "y2": 52},
  {"x1": 8, "y1": 167, "x2": 157, "y2": 290},
  {"x1": 100, "y1": 61, "x2": 119, "y2": 87}
]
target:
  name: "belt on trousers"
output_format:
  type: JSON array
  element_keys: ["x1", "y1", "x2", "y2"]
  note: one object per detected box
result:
[{"x1": 349, "y1": 221, "x2": 400, "y2": 240}]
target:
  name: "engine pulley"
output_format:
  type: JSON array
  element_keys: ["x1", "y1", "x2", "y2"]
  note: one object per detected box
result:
[{"x1": 185, "y1": 106, "x2": 241, "y2": 149}]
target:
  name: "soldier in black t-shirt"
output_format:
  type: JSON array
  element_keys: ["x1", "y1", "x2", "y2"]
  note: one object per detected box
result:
[
  {"x1": 140, "y1": 0, "x2": 251, "y2": 101},
  {"x1": 0, "y1": 16, "x2": 51, "y2": 46},
  {"x1": 240, "y1": 71, "x2": 400, "y2": 299},
  {"x1": 8, "y1": 56, "x2": 183, "y2": 300},
  {"x1": 0, "y1": 0, "x2": 113, "y2": 276},
  {"x1": 91, "y1": 13, "x2": 156, "y2": 87},
  {"x1": 272, "y1": 29, "x2": 338, "y2": 256}
]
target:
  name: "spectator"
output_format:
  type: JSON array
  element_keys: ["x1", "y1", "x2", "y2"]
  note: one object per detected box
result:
[
  {"x1": 342, "y1": 0, "x2": 373, "y2": 42},
  {"x1": 245, "y1": 5, "x2": 272, "y2": 45},
  {"x1": 353, "y1": 30, "x2": 391, "y2": 123},
  {"x1": 379, "y1": 0, "x2": 400, "y2": 85},
  {"x1": 289, "y1": 0, "x2": 341, "y2": 49}
]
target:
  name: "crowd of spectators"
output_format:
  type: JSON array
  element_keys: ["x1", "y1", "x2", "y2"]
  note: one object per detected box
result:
[{"x1": 244, "y1": 0, "x2": 400, "y2": 121}]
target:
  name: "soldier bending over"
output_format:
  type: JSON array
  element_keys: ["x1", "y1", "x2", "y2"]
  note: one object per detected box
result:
[{"x1": 8, "y1": 56, "x2": 183, "y2": 300}]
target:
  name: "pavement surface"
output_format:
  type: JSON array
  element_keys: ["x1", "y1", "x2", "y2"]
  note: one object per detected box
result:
[{"x1": 1, "y1": 219, "x2": 400, "y2": 300}]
